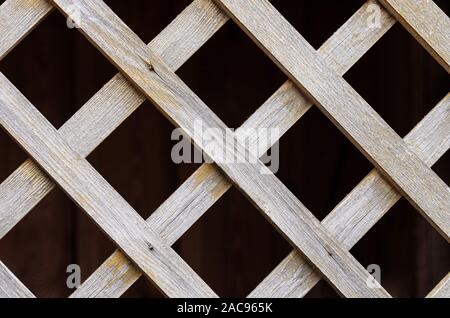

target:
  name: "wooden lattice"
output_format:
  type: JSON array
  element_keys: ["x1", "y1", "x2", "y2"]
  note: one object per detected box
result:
[{"x1": 0, "y1": 0, "x2": 448, "y2": 298}]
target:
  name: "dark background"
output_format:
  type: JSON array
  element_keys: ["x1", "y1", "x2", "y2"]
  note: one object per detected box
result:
[{"x1": 0, "y1": 0, "x2": 448, "y2": 298}]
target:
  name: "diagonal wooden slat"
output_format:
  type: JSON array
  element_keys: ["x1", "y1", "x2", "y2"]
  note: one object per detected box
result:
[
  {"x1": 251, "y1": 94, "x2": 450, "y2": 297},
  {"x1": 0, "y1": 0, "x2": 52, "y2": 60},
  {"x1": 379, "y1": 0, "x2": 450, "y2": 73},
  {"x1": 71, "y1": 0, "x2": 397, "y2": 298},
  {"x1": 0, "y1": 0, "x2": 228, "y2": 240},
  {"x1": 0, "y1": 0, "x2": 446, "y2": 298},
  {"x1": 427, "y1": 273, "x2": 450, "y2": 298},
  {"x1": 75, "y1": 92, "x2": 449, "y2": 298},
  {"x1": 0, "y1": 262, "x2": 35, "y2": 298},
  {"x1": 215, "y1": 0, "x2": 450, "y2": 241},
  {"x1": 0, "y1": 73, "x2": 216, "y2": 298},
  {"x1": 50, "y1": 0, "x2": 389, "y2": 297},
  {"x1": 3, "y1": 2, "x2": 398, "y2": 298}
]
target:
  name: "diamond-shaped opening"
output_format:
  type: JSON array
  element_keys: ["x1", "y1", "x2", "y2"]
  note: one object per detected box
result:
[
  {"x1": 304, "y1": 280, "x2": 340, "y2": 298},
  {"x1": 344, "y1": 23, "x2": 450, "y2": 138},
  {"x1": 104, "y1": 0, "x2": 192, "y2": 44},
  {"x1": 275, "y1": 106, "x2": 373, "y2": 220},
  {"x1": 270, "y1": 0, "x2": 365, "y2": 50},
  {"x1": 176, "y1": 21, "x2": 287, "y2": 129},
  {"x1": 0, "y1": 10, "x2": 117, "y2": 129},
  {"x1": 121, "y1": 276, "x2": 164, "y2": 298},
  {"x1": 0, "y1": 187, "x2": 116, "y2": 298},
  {"x1": 351, "y1": 198, "x2": 450, "y2": 298},
  {"x1": 173, "y1": 187, "x2": 291, "y2": 297},
  {"x1": 87, "y1": 99, "x2": 201, "y2": 221},
  {"x1": 0, "y1": 129, "x2": 28, "y2": 184}
]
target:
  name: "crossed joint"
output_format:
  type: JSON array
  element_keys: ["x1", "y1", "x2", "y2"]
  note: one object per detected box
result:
[{"x1": 0, "y1": 0, "x2": 448, "y2": 298}]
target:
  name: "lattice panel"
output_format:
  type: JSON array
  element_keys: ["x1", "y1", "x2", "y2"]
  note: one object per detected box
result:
[{"x1": 0, "y1": 0, "x2": 448, "y2": 298}]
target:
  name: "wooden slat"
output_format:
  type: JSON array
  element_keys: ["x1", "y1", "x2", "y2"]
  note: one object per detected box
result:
[
  {"x1": 0, "y1": 74, "x2": 216, "y2": 298},
  {"x1": 251, "y1": 94, "x2": 450, "y2": 297},
  {"x1": 0, "y1": 0, "x2": 445, "y2": 298},
  {"x1": 82, "y1": 92, "x2": 448, "y2": 299},
  {"x1": 215, "y1": 0, "x2": 450, "y2": 241},
  {"x1": 427, "y1": 273, "x2": 450, "y2": 298},
  {"x1": 0, "y1": 0, "x2": 52, "y2": 60},
  {"x1": 379, "y1": 0, "x2": 450, "y2": 73},
  {"x1": 0, "y1": 0, "x2": 228, "y2": 240},
  {"x1": 314, "y1": 0, "x2": 396, "y2": 75},
  {"x1": 0, "y1": 262, "x2": 35, "y2": 298},
  {"x1": 51, "y1": 0, "x2": 390, "y2": 298},
  {"x1": 71, "y1": 0, "x2": 396, "y2": 298}
]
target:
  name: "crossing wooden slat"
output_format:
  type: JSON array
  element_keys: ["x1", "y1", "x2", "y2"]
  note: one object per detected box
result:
[
  {"x1": 0, "y1": 0, "x2": 228, "y2": 240},
  {"x1": 427, "y1": 273, "x2": 450, "y2": 298},
  {"x1": 0, "y1": 0, "x2": 446, "y2": 298},
  {"x1": 251, "y1": 94, "x2": 450, "y2": 297},
  {"x1": 215, "y1": 0, "x2": 450, "y2": 241},
  {"x1": 71, "y1": 0, "x2": 397, "y2": 298},
  {"x1": 0, "y1": 73, "x2": 216, "y2": 298},
  {"x1": 50, "y1": 0, "x2": 391, "y2": 298}
]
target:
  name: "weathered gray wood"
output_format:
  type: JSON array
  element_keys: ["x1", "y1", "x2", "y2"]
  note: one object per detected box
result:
[
  {"x1": 0, "y1": 74, "x2": 216, "y2": 298},
  {"x1": 0, "y1": 0, "x2": 445, "y2": 298},
  {"x1": 379, "y1": 0, "x2": 450, "y2": 73},
  {"x1": 0, "y1": 262, "x2": 35, "y2": 298},
  {"x1": 71, "y1": 0, "x2": 397, "y2": 298},
  {"x1": 251, "y1": 94, "x2": 450, "y2": 297},
  {"x1": 0, "y1": 0, "x2": 52, "y2": 60},
  {"x1": 83, "y1": 92, "x2": 448, "y2": 299},
  {"x1": 427, "y1": 273, "x2": 450, "y2": 298},
  {"x1": 50, "y1": 0, "x2": 390, "y2": 297},
  {"x1": 0, "y1": 0, "x2": 228, "y2": 241},
  {"x1": 215, "y1": 0, "x2": 450, "y2": 241}
]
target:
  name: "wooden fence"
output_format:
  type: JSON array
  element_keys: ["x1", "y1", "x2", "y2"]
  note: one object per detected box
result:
[{"x1": 0, "y1": 0, "x2": 448, "y2": 298}]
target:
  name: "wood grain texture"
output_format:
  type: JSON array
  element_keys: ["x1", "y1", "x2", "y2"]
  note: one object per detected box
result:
[
  {"x1": 0, "y1": 0, "x2": 228, "y2": 241},
  {"x1": 251, "y1": 94, "x2": 450, "y2": 297},
  {"x1": 71, "y1": 0, "x2": 397, "y2": 298},
  {"x1": 0, "y1": 0, "x2": 446, "y2": 298},
  {"x1": 379, "y1": 0, "x2": 450, "y2": 73},
  {"x1": 0, "y1": 73, "x2": 216, "y2": 298},
  {"x1": 0, "y1": 0, "x2": 52, "y2": 60},
  {"x1": 215, "y1": 0, "x2": 450, "y2": 241},
  {"x1": 0, "y1": 262, "x2": 35, "y2": 298},
  {"x1": 50, "y1": 0, "x2": 391, "y2": 297},
  {"x1": 427, "y1": 272, "x2": 450, "y2": 298}
]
